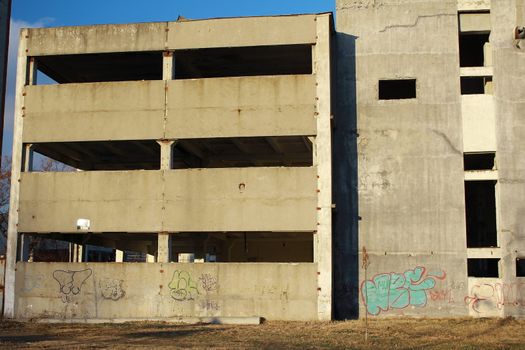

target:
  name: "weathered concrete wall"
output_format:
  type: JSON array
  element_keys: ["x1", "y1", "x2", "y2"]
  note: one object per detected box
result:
[
  {"x1": 167, "y1": 15, "x2": 317, "y2": 49},
  {"x1": 27, "y1": 22, "x2": 167, "y2": 56},
  {"x1": 335, "y1": 0, "x2": 468, "y2": 318},
  {"x1": 19, "y1": 167, "x2": 317, "y2": 233},
  {"x1": 492, "y1": 0, "x2": 525, "y2": 318},
  {"x1": 22, "y1": 75, "x2": 315, "y2": 143},
  {"x1": 25, "y1": 15, "x2": 317, "y2": 56},
  {"x1": 14, "y1": 262, "x2": 318, "y2": 321},
  {"x1": 166, "y1": 76, "x2": 316, "y2": 139},
  {"x1": 23, "y1": 81, "x2": 165, "y2": 142}
]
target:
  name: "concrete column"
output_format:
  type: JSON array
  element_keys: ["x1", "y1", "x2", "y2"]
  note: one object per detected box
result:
[
  {"x1": 313, "y1": 14, "x2": 333, "y2": 321},
  {"x1": 157, "y1": 232, "x2": 171, "y2": 263},
  {"x1": 27, "y1": 57, "x2": 37, "y2": 85},
  {"x1": 4, "y1": 29, "x2": 29, "y2": 318},
  {"x1": 23, "y1": 143, "x2": 33, "y2": 172},
  {"x1": 157, "y1": 140, "x2": 175, "y2": 170},
  {"x1": 115, "y1": 249, "x2": 124, "y2": 263},
  {"x1": 163, "y1": 51, "x2": 174, "y2": 80}
]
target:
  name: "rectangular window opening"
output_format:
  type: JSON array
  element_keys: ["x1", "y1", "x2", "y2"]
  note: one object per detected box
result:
[
  {"x1": 459, "y1": 32, "x2": 490, "y2": 67},
  {"x1": 170, "y1": 232, "x2": 313, "y2": 263},
  {"x1": 465, "y1": 180, "x2": 498, "y2": 248},
  {"x1": 464, "y1": 152, "x2": 495, "y2": 171},
  {"x1": 461, "y1": 76, "x2": 492, "y2": 95},
  {"x1": 29, "y1": 140, "x2": 161, "y2": 171},
  {"x1": 378, "y1": 79, "x2": 416, "y2": 100},
  {"x1": 173, "y1": 44, "x2": 312, "y2": 79},
  {"x1": 468, "y1": 258, "x2": 499, "y2": 277},
  {"x1": 517, "y1": 258, "x2": 525, "y2": 277},
  {"x1": 18, "y1": 233, "x2": 157, "y2": 262},
  {"x1": 33, "y1": 51, "x2": 163, "y2": 84},
  {"x1": 173, "y1": 136, "x2": 312, "y2": 169}
]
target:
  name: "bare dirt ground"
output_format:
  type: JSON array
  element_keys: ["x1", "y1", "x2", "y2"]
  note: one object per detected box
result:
[{"x1": 0, "y1": 318, "x2": 524, "y2": 349}]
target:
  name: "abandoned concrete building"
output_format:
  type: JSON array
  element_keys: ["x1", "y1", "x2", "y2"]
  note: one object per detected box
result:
[{"x1": 3, "y1": 0, "x2": 525, "y2": 321}]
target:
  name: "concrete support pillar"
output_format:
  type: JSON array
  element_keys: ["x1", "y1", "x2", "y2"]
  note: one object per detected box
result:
[
  {"x1": 313, "y1": 14, "x2": 333, "y2": 321},
  {"x1": 27, "y1": 57, "x2": 37, "y2": 85},
  {"x1": 157, "y1": 232, "x2": 172, "y2": 263},
  {"x1": 115, "y1": 249, "x2": 124, "y2": 263},
  {"x1": 4, "y1": 29, "x2": 29, "y2": 318},
  {"x1": 163, "y1": 51, "x2": 174, "y2": 80},
  {"x1": 23, "y1": 143, "x2": 33, "y2": 172},
  {"x1": 157, "y1": 140, "x2": 175, "y2": 170}
]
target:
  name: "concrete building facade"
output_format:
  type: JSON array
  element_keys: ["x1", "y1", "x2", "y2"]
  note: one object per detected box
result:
[
  {"x1": 334, "y1": 0, "x2": 525, "y2": 319},
  {"x1": 4, "y1": 0, "x2": 525, "y2": 321}
]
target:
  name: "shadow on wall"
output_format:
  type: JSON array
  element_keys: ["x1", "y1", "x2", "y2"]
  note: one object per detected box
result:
[{"x1": 333, "y1": 32, "x2": 359, "y2": 320}]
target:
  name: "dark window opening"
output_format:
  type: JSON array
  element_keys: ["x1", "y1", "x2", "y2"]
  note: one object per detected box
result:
[
  {"x1": 464, "y1": 152, "x2": 495, "y2": 171},
  {"x1": 19, "y1": 233, "x2": 157, "y2": 262},
  {"x1": 459, "y1": 33, "x2": 490, "y2": 67},
  {"x1": 461, "y1": 76, "x2": 492, "y2": 95},
  {"x1": 517, "y1": 258, "x2": 525, "y2": 277},
  {"x1": 170, "y1": 232, "x2": 313, "y2": 263},
  {"x1": 465, "y1": 180, "x2": 498, "y2": 248},
  {"x1": 29, "y1": 140, "x2": 161, "y2": 171},
  {"x1": 33, "y1": 51, "x2": 163, "y2": 84},
  {"x1": 28, "y1": 137, "x2": 311, "y2": 171},
  {"x1": 172, "y1": 136, "x2": 312, "y2": 169},
  {"x1": 174, "y1": 44, "x2": 312, "y2": 79},
  {"x1": 378, "y1": 79, "x2": 416, "y2": 100},
  {"x1": 468, "y1": 258, "x2": 499, "y2": 277}
]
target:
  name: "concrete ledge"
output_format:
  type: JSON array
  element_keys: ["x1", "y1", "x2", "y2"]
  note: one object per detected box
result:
[{"x1": 33, "y1": 316, "x2": 262, "y2": 325}]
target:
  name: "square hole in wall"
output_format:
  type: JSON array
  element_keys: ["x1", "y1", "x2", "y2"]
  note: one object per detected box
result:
[
  {"x1": 464, "y1": 152, "x2": 495, "y2": 171},
  {"x1": 468, "y1": 258, "x2": 499, "y2": 277},
  {"x1": 378, "y1": 79, "x2": 416, "y2": 100},
  {"x1": 461, "y1": 76, "x2": 492, "y2": 95},
  {"x1": 517, "y1": 258, "x2": 525, "y2": 277}
]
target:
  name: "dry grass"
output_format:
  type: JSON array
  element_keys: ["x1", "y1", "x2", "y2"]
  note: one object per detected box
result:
[{"x1": 0, "y1": 318, "x2": 524, "y2": 349}]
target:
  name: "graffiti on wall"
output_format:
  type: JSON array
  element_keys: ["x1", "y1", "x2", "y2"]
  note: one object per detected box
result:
[
  {"x1": 168, "y1": 270, "x2": 200, "y2": 301},
  {"x1": 199, "y1": 273, "x2": 219, "y2": 293},
  {"x1": 361, "y1": 266, "x2": 446, "y2": 315},
  {"x1": 464, "y1": 282, "x2": 525, "y2": 313},
  {"x1": 52, "y1": 269, "x2": 93, "y2": 303},
  {"x1": 100, "y1": 278, "x2": 126, "y2": 301}
]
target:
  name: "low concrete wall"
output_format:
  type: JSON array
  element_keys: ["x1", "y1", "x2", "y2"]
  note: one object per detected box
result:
[{"x1": 14, "y1": 262, "x2": 318, "y2": 321}]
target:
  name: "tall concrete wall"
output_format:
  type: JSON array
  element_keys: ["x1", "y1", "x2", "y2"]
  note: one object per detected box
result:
[
  {"x1": 15, "y1": 262, "x2": 318, "y2": 321},
  {"x1": 491, "y1": 0, "x2": 525, "y2": 318},
  {"x1": 335, "y1": 0, "x2": 468, "y2": 318}
]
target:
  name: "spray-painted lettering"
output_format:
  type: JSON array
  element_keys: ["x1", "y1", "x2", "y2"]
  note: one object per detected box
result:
[{"x1": 361, "y1": 266, "x2": 446, "y2": 315}]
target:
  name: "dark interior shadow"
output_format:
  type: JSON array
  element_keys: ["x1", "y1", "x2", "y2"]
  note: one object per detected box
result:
[{"x1": 332, "y1": 32, "x2": 359, "y2": 320}]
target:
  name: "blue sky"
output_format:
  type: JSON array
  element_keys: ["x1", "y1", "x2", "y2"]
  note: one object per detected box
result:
[{"x1": 3, "y1": 0, "x2": 334, "y2": 156}]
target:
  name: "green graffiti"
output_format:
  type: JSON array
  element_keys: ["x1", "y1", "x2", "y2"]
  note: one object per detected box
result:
[
  {"x1": 361, "y1": 266, "x2": 446, "y2": 315},
  {"x1": 168, "y1": 270, "x2": 200, "y2": 301}
]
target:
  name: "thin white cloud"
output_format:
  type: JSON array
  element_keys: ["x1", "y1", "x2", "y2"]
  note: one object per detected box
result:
[{"x1": 2, "y1": 18, "x2": 55, "y2": 157}]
